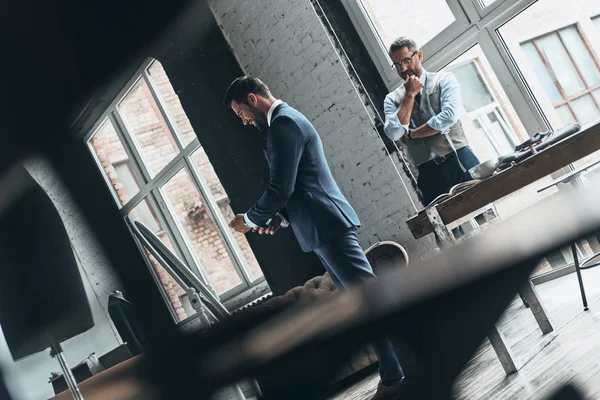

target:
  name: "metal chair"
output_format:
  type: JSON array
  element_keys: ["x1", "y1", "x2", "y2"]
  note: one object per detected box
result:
[{"x1": 538, "y1": 159, "x2": 600, "y2": 311}]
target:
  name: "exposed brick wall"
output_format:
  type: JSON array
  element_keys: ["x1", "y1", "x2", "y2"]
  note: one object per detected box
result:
[
  {"x1": 89, "y1": 61, "x2": 263, "y2": 319},
  {"x1": 206, "y1": 0, "x2": 437, "y2": 259}
]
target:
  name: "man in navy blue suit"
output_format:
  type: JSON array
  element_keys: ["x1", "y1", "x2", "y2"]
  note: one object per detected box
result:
[{"x1": 224, "y1": 76, "x2": 406, "y2": 399}]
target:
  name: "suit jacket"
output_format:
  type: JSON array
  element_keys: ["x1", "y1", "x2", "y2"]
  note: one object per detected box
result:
[{"x1": 246, "y1": 103, "x2": 360, "y2": 252}]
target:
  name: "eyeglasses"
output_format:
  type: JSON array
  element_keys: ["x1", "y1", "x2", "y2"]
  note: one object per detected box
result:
[{"x1": 391, "y1": 50, "x2": 418, "y2": 69}]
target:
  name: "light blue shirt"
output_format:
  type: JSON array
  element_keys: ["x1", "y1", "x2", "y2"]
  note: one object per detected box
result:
[
  {"x1": 383, "y1": 69, "x2": 462, "y2": 141},
  {"x1": 244, "y1": 100, "x2": 289, "y2": 229}
]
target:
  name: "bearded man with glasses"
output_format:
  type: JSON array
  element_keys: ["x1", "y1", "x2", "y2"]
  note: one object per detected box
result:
[{"x1": 383, "y1": 37, "x2": 480, "y2": 220}]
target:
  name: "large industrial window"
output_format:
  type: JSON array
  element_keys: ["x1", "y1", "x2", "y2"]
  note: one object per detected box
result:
[{"x1": 85, "y1": 59, "x2": 267, "y2": 322}]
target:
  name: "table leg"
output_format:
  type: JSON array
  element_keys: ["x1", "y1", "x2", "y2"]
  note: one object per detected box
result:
[
  {"x1": 488, "y1": 325, "x2": 518, "y2": 375},
  {"x1": 425, "y1": 207, "x2": 455, "y2": 249},
  {"x1": 425, "y1": 206, "x2": 518, "y2": 374},
  {"x1": 518, "y1": 291, "x2": 530, "y2": 308},
  {"x1": 519, "y1": 281, "x2": 554, "y2": 334}
]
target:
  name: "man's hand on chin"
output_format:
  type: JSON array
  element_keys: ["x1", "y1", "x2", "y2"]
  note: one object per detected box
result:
[{"x1": 229, "y1": 214, "x2": 251, "y2": 233}]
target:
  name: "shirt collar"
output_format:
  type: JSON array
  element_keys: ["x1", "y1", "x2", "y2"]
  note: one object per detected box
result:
[
  {"x1": 419, "y1": 69, "x2": 427, "y2": 93},
  {"x1": 267, "y1": 99, "x2": 284, "y2": 126}
]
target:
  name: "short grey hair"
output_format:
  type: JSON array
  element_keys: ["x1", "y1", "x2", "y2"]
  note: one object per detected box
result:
[{"x1": 389, "y1": 37, "x2": 417, "y2": 54}]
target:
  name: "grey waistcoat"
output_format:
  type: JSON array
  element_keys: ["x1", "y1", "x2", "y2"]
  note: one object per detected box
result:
[{"x1": 392, "y1": 71, "x2": 469, "y2": 166}]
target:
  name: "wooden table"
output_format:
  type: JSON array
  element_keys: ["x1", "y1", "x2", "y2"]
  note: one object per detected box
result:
[
  {"x1": 407, "y1": 122, "x2": 600, "y2": 239},
  {"x1": 405, "y1": 122, "x2": 600, "y2": 375}
]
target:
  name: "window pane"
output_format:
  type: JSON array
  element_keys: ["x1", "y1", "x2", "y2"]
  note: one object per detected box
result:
[
  {"x1": 147, "y1": 60, "x2": 197, "y2": 147},
  {"x1": 449, "y1": 61, "x2": 494, "y2": 112},
  {"x1": 118, "y1": 78, "x2": 180, "y2": 177},
  {"x1": 485, "y1": 110, "x2": 515, "y2": 155},
  {"x1": 499, "y1": 1, "x2": 600, "y2": 130},
  {"x1": 161, "y1": 167, "x2": 243, "y2": 295},
  {"x1": 359, "y1": 0, "x2": 455, "y2": 50},
  {"x1": 571, "y1": 94, "x2": 600, "y2": 125},
  {"x1": 536, "y1": 32, "x2": 586, "y2": 97},
  {"x1": 128, "y1": 202, "x2": 189, "y2": 321},
  {"x1": 88, "y1": 119, "x2": 140, "y2": 206},
  {"x1": 555, "y1": 105, "x2": 576, "y2": 125},
  {"x1": 190, "y1": 147, "x2": 263, "y2": 281},
  {"x1": 595, "y1": 16, "x2": 600, "y2": 32},
  {"x1": 559, "y1": 26, "x2": 600, "y2": 86},
  {"x1": 521, "y1": 42, "x2": 563, "y2": 104},
  {"x1": 441, "y1": 44, "x2": 571, "y2": 277},
  {"x1": 130, "y1": 198, "x2": 162, "y2": 237},
  {"x1": 496, "y1": 1, "x2": 600, "y2": 274},
  {"x1": 145, "y1": 251, "x2": 188, "y2": 321},
  {"x1": 471, "y1": 118, "x2": 502, "y2": 160},
  {"x1": 445, "y1": 46, "x2": 525, "y2": 161},
  {"x1": 479, "y1": 0, "x2": 498, "y2": 7}
]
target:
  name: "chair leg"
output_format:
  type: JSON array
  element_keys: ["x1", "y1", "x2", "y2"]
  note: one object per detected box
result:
[{"x1": 571, "y1": 243, "x2": 589, "y2": 311}]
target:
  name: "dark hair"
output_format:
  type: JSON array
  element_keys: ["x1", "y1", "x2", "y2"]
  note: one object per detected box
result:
[
  {"x1": 223, "y1": 76, "x2": 271, "y2": 107},
  {"x1": 389, "y1": 37, "x2": 417, "y2": 55}
]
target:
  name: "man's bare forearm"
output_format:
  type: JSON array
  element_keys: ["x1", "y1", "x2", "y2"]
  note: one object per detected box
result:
[
  {"x1": 396, "y1": 93, "x2": 416, "y2": 125},
  {"x1": 410, "y1": 123, "x2": 440, "y2": 139}
]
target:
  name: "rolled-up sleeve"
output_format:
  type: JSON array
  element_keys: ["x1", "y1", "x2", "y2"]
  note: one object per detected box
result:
[
  {"x1": 426, "y1": 73, "x2": 461, "y2": 134},
  {"x1": 383, "y1": 94, "x2": 407, "y2": 141}
]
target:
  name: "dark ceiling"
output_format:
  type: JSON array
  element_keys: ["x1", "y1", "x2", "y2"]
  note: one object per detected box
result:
[{"x1": 0, "y1": 0, "x2": 208, "y2": 157}]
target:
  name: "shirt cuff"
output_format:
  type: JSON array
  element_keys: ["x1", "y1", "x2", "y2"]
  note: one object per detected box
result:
[
  {"x1": 277, "y1": 213, "x2": 290, "y2": 228},
  {"x1": 243, "y1": 213, "x2": 258, "y2": 229},
  {"x1": 384, "y1": 117, "x2": 409, "y2": 141},
  {"x1": 426, "y1": 117, "x2": 449, "y2": 134},
  {"x1": 392, "y1": 113, "x2": 409, "y2": 136},
  {"x1": 401, "y1": 123, "x2": 410, "y2": 134}
]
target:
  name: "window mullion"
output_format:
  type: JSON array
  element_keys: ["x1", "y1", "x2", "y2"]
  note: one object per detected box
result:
[
  {"x1": 142, "y1": 68, "x2": 186, "y2": 152},
  {"x1": 185, "y1": 156, "x2": 255, "y2": 287},
  {"x1": 480, "y1": 26, "x2": 549, "y2": 133},
  {"x1": 338, "y1": 0, "x2": 400, "y2": 89},
  {"x1": 150, "y1": 182, "x2": 218, "y2": 295},
  {"x1": 480, "y1": 0, "x2": 538, "y2": 30},
  {"x1": 82, "y1": 59, "x2": 154, "y2": 142},
  {"x1": 85, "y1": 137, "x2": 125, "y2": 207},
  {"x1": 423, "y1": 25, "x2": 479, "y2": 72},
  {"x1": 456, "y1": 0, "x2": 480, "y2": 24},
  {"x1": 128, "y1": 228, "x2": 180, "y2": 322},
  {"x1": 111, "y1": 107, "x2": 154, "y2": 184}
]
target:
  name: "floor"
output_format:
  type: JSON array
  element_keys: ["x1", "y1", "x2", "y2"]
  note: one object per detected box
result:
[{"x1": 328, "y1": 266, "x2": 600, "y2": 400}]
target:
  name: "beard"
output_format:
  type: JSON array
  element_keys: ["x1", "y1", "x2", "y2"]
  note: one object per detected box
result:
[
  {"x1": 250, "y1": 106, "x2": 268, "y2": 131},
  {"x1": 400, "y1": 65, "x2": 421, "y2": 81},
  {"x1": 400, "y1": 69, "x2": 416, "y2": 80}
]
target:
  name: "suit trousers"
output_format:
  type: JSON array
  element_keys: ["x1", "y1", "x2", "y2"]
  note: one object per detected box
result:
[{"x1": 313, "y1": 228, "x2": 404, "y2": 383}]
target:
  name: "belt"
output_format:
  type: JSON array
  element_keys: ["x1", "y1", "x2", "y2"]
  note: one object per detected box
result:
[{"x1": 421, "y1": 152, "x2": 456, "y2": 167}]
